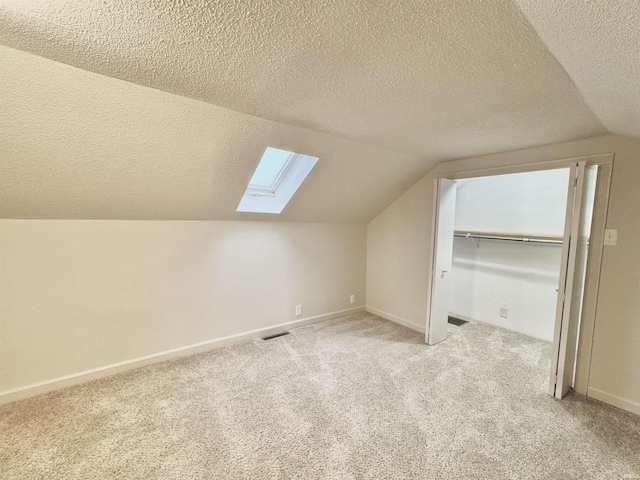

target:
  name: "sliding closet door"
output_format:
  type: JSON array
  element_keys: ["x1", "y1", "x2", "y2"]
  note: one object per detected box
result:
[
  {"x1": 550, "y1": 162, "x2": 597, "y2": 398},
  {"x1": 428, "y1": 178, "x2": 456, "y2": 345}
]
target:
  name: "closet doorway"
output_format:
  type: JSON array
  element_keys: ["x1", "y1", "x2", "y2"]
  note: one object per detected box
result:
[{"x1": 426, "y1": 156, "x2": 613, "y2": 400}]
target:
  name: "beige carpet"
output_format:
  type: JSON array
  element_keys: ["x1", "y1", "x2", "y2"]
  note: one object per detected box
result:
[{"x1": 1, "y1": 312, "x2": 639, "y2": 479}]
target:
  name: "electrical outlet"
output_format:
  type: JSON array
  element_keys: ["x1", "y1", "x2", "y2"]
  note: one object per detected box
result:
[
  {"x1": 604, "y1": 228, "x2": 618, "y2": 246},
  {"x1": 500, "y1": 307, "x2": 509, "y2": 319},
  {"x1": 295, "y1": 305, "x2": 302, "y2": 317},
  {"x1": 350, "y1": 294, "x2": 355, "y2": 304}
]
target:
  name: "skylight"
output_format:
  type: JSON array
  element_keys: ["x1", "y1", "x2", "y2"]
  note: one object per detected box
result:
[
  {"x1": 246, "y1": 148, "x2": 293, "y2": 192},
  {"x1": 237, "y1": 147, "x2": 318, "y2": 214}
]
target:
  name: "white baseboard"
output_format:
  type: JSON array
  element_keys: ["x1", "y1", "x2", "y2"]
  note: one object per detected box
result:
[
  {"x1": 365, "y1": 306, "x2": 425, "y2": 333},
  {"x1": 0, "y1": 306, "x2": 364, "y2": 406},
  {"x1": 449, "y1": 312, "x2": 552, "y2": 342},
  {"x1": 587, "y1": 387, "x2": 640, "y2": 416}
]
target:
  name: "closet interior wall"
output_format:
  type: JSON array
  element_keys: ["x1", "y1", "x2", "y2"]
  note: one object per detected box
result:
[{"x1": 450, "y1": 169, "x2": 570, "y2": 341}]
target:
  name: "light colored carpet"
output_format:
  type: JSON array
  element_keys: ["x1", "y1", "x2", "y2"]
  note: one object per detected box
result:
[{"x1": 1, "y1": 312, "x2": 639, "y2": 479}]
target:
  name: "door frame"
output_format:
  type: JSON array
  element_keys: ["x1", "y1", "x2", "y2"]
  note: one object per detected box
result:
[{"x1": 425, "y1": 153, "x2": 614, "y2": 397}]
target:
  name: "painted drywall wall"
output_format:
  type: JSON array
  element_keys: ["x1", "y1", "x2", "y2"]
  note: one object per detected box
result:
[
  {"x1": 0, "y1": 220, "x2": 366, "y2": 398},
  {"x1": 453, "y1": 170, "x2": 570, "y2": 235},
  {"x1": 450, "y1": 169, "x2": 569, "y2": 341},
  {"x1": 366, "y1": 134, "x2": 640, "y2": 414},
  {"x1": 364, "y1": 178, "x2": 432, "y2": 332},
  {"x1": 451, "y1": 239, "x2": 562, "y2": 341}
]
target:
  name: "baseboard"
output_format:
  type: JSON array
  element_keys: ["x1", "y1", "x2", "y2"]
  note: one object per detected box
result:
[
  {"x1": 587, "y1": 387, "x2": 640, "y2": 416},
  {"x1": 365, "y1": 306, "x2": 425, "y2": 333},
  {"x1": 449, "y1": 312, "x2": 552, "y2": 342},
  {"x1": 0, "y1": 306, "x2": 365, "y2": 406}
]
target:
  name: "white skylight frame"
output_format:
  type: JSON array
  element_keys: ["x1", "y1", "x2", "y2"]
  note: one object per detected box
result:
[{"x1": 237, "y1": 147, "x2": 319, "y2": 214}]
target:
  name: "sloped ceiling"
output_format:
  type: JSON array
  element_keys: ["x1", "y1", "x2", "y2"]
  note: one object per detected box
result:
[
  {"x1": 0, "y1": 45, "x2": 426, "y2": 222},
  {"x1": 515, "y1": 0, "x2": 640, "y2": 140},
  {"x1": 0, "y1": 0, "x2": 632, "y2": 221}
]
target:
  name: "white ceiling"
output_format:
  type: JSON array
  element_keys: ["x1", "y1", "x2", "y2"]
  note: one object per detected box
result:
[
  {"x1": 515, "y1": 0, "x2": 640, "y2": 140},
  {"x1": 0, "y1": 0, "x2": 634, "y2": 221}
]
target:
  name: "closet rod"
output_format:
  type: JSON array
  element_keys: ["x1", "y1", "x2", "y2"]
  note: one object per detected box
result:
[{"x1": 453, "y1": 231, "x2": 563, "y2": 245}]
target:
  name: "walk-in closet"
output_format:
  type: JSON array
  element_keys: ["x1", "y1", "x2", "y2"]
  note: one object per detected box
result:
[{"x1": 449, "y1": 169, "x2": 570, "y2": 341}]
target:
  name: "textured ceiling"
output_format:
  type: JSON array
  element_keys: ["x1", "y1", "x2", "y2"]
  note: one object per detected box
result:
[
  {"x1": 0, "y1": 0, "x2": 605, "y2": 160},
  {"x1": 515, "y1": 0, "x2": 640, "y2": 140},
  {"x1": 0, "y1": 0, "x2": 631, "y2": 221},
  {"x1": 0, "y1": 45, "x2": 426, "y2": 222}
]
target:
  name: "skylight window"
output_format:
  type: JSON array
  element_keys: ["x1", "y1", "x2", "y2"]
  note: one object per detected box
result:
[
  {"x1": 237, "y1": 147, "x2": 318, "y2": 214},
  {"x1": 246, "y1": 148, "x2": 293, "y2": 192}
]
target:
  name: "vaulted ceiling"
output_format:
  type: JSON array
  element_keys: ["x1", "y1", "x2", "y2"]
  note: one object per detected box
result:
[
  {"x1": 515, "y1": 0, "x2": 640, "y2": 140},
  {"x1": 0, "y1": 0, "x2": 637, "y2": 221}
]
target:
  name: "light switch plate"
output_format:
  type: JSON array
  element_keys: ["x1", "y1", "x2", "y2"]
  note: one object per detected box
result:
[{"x1": 604, "y1": 228, "x2": 618, "y2": 246}]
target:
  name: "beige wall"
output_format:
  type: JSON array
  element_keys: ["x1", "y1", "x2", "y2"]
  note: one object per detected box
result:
[
  {"x1": 366, "y1": 134, "x2": 640, "y2": 414},
  {"x1": 0, "y1": 220, "x2": 366, "y2": 398},
  {"x1": 365, "y1": 175, "x2": 432, "y2": 332}
]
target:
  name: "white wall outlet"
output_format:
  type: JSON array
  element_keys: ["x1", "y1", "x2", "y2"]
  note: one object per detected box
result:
[
  {"x1": 295, "y1": 305, "x2": 302, "y2": 317},
  {"x1": 604, "y1": 228, "x2": 618, "y2": 246},
  {"x1": 350, "y1": 294, "x2": 355, "y2": 304},
  {"x1": 500, "y1": 307, "x2": 509, "y2": 319}
]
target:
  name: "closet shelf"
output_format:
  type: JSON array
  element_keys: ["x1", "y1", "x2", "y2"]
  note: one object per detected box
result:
[{"x1": 454, "y1": 230, "x2": 563, "y2": 245}]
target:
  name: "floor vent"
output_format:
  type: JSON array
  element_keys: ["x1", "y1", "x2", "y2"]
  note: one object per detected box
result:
[
  {"x1": 261, "y1": 331, "x2": 291, "y2": 341},
  {"x1": 448, "y1": 316, "x2": 469, "y2": 327}
]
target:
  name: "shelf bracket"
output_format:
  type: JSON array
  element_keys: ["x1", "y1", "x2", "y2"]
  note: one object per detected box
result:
[{"x1": 465, "y1": 233, "x2": 480, "y2": 248}]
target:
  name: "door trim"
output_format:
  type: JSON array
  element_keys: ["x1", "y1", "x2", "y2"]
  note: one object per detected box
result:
[{"x1": 430, "y1": 153, "x2": 613, "y2": 180}]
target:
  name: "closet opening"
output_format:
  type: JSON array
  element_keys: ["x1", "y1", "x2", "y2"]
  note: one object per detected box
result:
[{"x1": 426, "y1": 156, "x2": 613, "y2": 400}]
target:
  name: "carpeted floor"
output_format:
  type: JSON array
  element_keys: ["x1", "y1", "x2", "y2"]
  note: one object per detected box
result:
[{"x1": 1, "y1": 312, "x2": 639, "y2": 479}]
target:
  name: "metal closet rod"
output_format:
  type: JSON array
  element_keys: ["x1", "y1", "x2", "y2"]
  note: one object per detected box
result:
[{"x1": 453, "y1": 230, "x2": 563, "y2": 245}]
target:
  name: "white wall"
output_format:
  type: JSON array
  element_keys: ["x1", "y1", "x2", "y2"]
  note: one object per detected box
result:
[
  {"x1": 451, "y1": 239, "x2": 562, "y2": 341},
  {"x1": 0, "y1": 220, "x2": 366, "y2": 400},
  {"x1": 450, "y1": 169, "x2": 569, "y2": 341},
  {"x1": 366, "y1": 134, "x2": 640, "y2": 414},
  {"x1": 453, "y1": 169, "x2": 570, "y2": 235}
]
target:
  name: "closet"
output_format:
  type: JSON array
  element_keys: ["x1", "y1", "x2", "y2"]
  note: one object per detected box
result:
[
  {"x1": 449, "y1": 169, "x2": 570, "y2": 342},
  {"x1": 428, "y1": 158, "x2": 610, "y2": 399}
]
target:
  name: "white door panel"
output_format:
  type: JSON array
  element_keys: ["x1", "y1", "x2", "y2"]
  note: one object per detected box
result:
[
  {"x1": 428, "y1": 179, "x2": 456, "y2": 345},
  {"x1": 550, "y1": 162, "x2": 597, "y2": 398}
]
